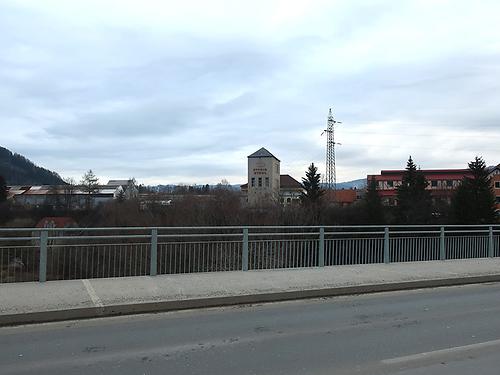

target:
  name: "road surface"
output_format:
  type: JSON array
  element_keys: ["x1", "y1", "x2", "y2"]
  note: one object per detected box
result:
[{"x1": 2, "y1": 283, "x2": 500, "y2": 374}]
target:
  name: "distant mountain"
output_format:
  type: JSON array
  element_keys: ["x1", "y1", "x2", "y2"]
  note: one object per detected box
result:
[
  {"x1": 321, "y1": 178, "x2": 367, "y2": 190},
  {"x1": 0, "y1": 146, "x2": 65, "y2": 185}
]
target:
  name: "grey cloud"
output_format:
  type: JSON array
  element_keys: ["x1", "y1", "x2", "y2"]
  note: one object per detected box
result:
[{"x1": 1, "y1": 1, "x2": 499, "y2": 184}]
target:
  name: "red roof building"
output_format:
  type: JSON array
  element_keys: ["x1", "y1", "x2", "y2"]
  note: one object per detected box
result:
[
  {"x1": 323, "y1": 189, "x2": 359, "y2": 206},
  {"x1": 488, "y1": 165, "x2": 500, "y2": 212},
  {"x1": 367, "y1": 167, "x2": 500, "y2": 207}
]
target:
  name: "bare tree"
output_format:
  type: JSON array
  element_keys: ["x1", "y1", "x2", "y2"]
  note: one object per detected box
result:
[
  {"x1": 125, "y1": 177, "x2": 138, "y2": 199},
  {"x1": 63, "y1": 177, "x2": 76, "y2": 210}
]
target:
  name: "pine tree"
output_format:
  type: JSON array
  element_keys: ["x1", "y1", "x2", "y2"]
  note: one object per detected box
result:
[
  {"x1": 396, "y1": 156, "x2": 432, "y2": 224},
  {"x1": 116, "y1": 188, "x2": 126, "y2": 203},
  {"x1": 452, "y1": 157, "x2": 496, "y2": 224},
  {"x1": 0, "y1": 175, "x2": 7, "y2": 202},
  {"x1": 301, "y1": 163, "x2": 323, "y2": 205},
  {"x1": 364, "y1": 178, "x2": 385, "y2": 224}
]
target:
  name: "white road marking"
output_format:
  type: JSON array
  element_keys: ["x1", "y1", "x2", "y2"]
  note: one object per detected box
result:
[
  {"x1": 82, "y1": 279, "x2": 104, "y2": 308},
  {"x1": 381, "y1": 338, "x2": 500, "y2": 365}
]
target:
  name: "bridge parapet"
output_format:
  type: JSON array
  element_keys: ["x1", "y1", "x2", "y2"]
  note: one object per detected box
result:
[{"x1": 1, "y1": 225, "x2": 499, "y2": 283}]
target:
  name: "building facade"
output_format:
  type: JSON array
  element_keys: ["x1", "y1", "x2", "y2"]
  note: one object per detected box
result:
[
  {"x1": 241, "y1": 147, "x2": 304, "y2": 206},
  {"x1": 246, "y1": 148, "x2": 281, "y2": 206},
  {"x1": 488, "y1": 165, "x2": 500, "y2": 212},
  {"x1": 7, "y1": 179, "x2": 139, "y2": 209},
  {"x1": 368, "y1": 166, "x2": 500, "y2": 209}
]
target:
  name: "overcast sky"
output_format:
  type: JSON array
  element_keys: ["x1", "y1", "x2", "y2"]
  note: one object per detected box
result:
[{"x1": 1, "y1": 0, "x2": 499, "y2": 185}]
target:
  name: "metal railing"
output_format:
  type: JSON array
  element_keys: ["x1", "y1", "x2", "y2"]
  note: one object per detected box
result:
[{"x1": 1, "y1": 225, "x2": 499, "y2": 283}]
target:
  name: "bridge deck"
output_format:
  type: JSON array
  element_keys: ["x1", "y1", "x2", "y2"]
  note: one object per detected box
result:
[{"x1": 1, "y1": 258, "x2": 500, "y2": 325}]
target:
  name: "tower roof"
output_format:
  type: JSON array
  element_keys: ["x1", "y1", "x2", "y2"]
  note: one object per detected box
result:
[{"x1": 248, "y1": 147, "x2": 280, "y2": 161}]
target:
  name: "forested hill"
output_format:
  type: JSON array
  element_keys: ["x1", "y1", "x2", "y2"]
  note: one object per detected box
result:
[{"x1": 0, "y1": 146, "x2": 65, "y2": 185}]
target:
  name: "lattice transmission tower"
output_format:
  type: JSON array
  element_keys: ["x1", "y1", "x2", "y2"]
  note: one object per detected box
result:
[{"x1": 322, "y1": 108, "x2": 342, "y2": 190}]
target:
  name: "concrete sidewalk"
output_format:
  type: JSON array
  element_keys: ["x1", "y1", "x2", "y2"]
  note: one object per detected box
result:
[{"x1": 1, "y1": 258, "x2": 500, "y2": 326}]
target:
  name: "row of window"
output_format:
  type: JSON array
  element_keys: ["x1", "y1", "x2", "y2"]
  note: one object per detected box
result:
[
  {"x1": 251, "y1": 177, "x2": 270, "y2": 188},
  {"x1": 379, "y1": 179, "x2": 461, "y2": 189}
]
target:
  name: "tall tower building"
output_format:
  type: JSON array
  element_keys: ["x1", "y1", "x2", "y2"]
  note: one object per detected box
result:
[{"x1": 247, "y1": 147, "x2": 280, "y2": 206}]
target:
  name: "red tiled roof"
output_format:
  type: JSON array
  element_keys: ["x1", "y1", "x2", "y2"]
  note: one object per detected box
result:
[
  {"x1": 323, "y1": 189, "x2": 357, "y2": 204},
  {"x1": 280, "y1": 174, "x2": 302, "y2": 189}
]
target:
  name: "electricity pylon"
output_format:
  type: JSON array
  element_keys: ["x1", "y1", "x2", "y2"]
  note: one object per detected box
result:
[{"x1": 321, "y1": 108, "x2": 341, "y2": 191}]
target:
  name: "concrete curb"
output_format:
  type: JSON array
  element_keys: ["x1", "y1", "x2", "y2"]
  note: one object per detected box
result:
[{"x1": 2, "y1": 274, "x2": 500, "y2": 327}]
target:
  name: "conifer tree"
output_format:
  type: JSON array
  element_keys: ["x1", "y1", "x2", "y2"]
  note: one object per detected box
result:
[
  {"x1": 301, "y1": 163, "x2": 323, "y2": 205},
  {"x1": 396, "y1": 156, "x2": 432, "y2": 224},
  {"x1": 364, "y1": 177, "x2": 385, "y2": 224},
  {"x1": 452, "y1": 157, "x2": 496, "y2": 224}
]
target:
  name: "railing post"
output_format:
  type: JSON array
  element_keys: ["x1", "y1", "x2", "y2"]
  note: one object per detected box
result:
[
  {"x1": 150, "y1": 228, "x2": 158, "y2": 276},
  {"x1": 440, "y1": 226, "x2": 446, "y2": 260},
  {"x1": 318, "y1": 227, "x2": 325, "y2": 267},
  {"x1": 489, "y1": 226, "x2": 494, "y2": 258},
  {"x1": 242, "y1": 228, "x2": 249, "y2": 271},
  {"x1": 39, "y1": 230, "x2": 48, "y2": 282},
  {"x1": 384, "y1": 227, "x2": 390, "y2": 264}
]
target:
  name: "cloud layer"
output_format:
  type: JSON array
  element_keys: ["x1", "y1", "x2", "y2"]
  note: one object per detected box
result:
[{"x1": 1, "y1": 0, "x2": 499, "y2": 185}]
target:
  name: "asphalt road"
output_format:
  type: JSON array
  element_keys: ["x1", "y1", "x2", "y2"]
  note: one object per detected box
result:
[{"x1": 2, "y1": 283, "x2": 500, "y2": 375}]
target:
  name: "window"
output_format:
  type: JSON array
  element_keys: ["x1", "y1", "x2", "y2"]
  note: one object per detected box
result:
[
  {"x1": 431, "y1": 180, "x2": 437, "y2": 187},
  {"x1": 495, "y1": 181, "x2": 500, "y2": 189},
  {"x1": 258, "y1": 177, "x2": 262, "y2": 187},
  {"x1": 387, "y1": 181, "x2": 394, "y2": 188},
  {"x1": 251, "y1": 177, "x2": 255, "y2": 187},
  {"x1": 265, "y1": 177, "x2": 270, "y2": 187},
  {"x1": 446, "y1": 180, "x2": 453, "y2": 187}
]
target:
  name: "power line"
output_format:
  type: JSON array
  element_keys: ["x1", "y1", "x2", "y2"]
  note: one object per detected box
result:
[
  {"x1": 339, "y1": 130, "x2": 500, "y2": 139},
  {"x1": 339, "y1": 142, "x2": 500, "y2": 153}
]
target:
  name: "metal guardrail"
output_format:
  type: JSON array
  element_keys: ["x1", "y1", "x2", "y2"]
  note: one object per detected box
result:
[{"x1": 0, "y1": 225, "x2": 499, "y2": 283}]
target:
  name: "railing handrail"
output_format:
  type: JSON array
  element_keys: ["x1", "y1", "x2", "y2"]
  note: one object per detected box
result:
[{"x1": 0, "y1": 224, "x2": 499, "y2": 233}]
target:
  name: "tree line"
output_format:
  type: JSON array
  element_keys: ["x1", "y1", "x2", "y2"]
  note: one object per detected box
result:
[
  {"x1": 0, "y1": 157, "x2": 497, "y2": 228},
  {"x1": 300, "y1": 156, "x2": 497, "y2": 225}
]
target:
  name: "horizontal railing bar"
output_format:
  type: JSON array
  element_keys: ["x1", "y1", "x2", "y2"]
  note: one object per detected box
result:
[
  {"x1": 45, "y1": 235, "x2": 151, "y2": 240},
  {"x1": 159, "y1": 240, "x2": 243, "y2": 245},
  {"x1": 158, "y1": 233, "x2": 242, "y2": 239},
  {"x1": 325, "y1": 231, "x2": 385, "y2": 236},
  {"x1": 48, "y1": 243, "x2": 151, "y2": 248},
  {"x1": 0, "y1": 231, "x2": 495, "y2": 241},
  {"x1": 1, "y1": 224, "x2": 499, "y2": 233},
  {"x1": 386, "y1": 231, "x2": 441, "y2": 235},
  {"x1": 0, "y1": 246, "x2": 38, "y2": 249},
  {"x1": 248, "y1": 232, "x2": 321, "y2": 237},
  {"x1": 0, "y1": 237, "x2": 39, "y2": 241},
  {"x1": 444, "y1": 230, "x2": 491, "y2": 234}
]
